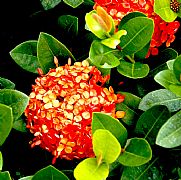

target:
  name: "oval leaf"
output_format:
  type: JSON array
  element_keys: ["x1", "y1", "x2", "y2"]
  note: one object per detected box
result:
[
  {"x1": 119, "y1": 17, "x2": 154, "y2": 55},
  {"x1": 89, "y1": 40, "x2": 121, "y2": 68},
  {"x1": 74, "y1": 158, "x2": 109, "y2": 180},
  {"x1": 135, "y1": 105, "x2": 170, "y2": 145},
  {"x1": 154, "y1": 0, "x2": 177, "y2": 22},
  {"x1": 156, "y1": 110, "x2": 181, "y2": 148},
  {"x1": 40, "y1": 0, "x2": 61, "y2": 10},
  {"x1": 139, "y1": 89, "x2": 181, "y2": 112},
  {"x1": 10, "y1": 40, "x2": 39, "y2": 74},
  {"x1": 32, "y1": 165, "x2": 69, "y2": 180},
  {"x1": 118, "y1": 138, "x2": 152, "y2": 166},
  {"x1": 0, "y1": 104, "x2": 13, "y2": 146},
  {"x1": 92, "y1": 112, "x2": 127, "y2": 146},
  {"x1": 0, "y1": 152, "x2": 2, "y2": 171},
  {"x1": 173, "y1": 55, "x2": 181, "y2": 82},
  {"x1": 19, "y1": 176, "x2": 33, "y2": 180},
  {"x1": 0, "y1": 171, "x2": 12, "y2": 180},
  {"x1": 117, "y1": 61, "x2": 149, "y2": 79},
  {"x1": 93, "y1": 129, "x2": 121, "y2": 164},
  {"x1": 0, "y1": 89, "x2": 29, "y2": 121},
  {"x1": 0, "y1": 77, "x2": 15, "y2": 89},
  {"x1": 58, "y1": 15, "x2": 78, "y2": 36},
  {"x1": 63, "y1": 0, "x2": 83, "y2": 8},
  {"x1": 13, "y1": 118, "x2": 27, "y2": 132},
  {"x1": 37, "y1": 32, "x2": 75, "y2": 74},
  {"x1": 169, "y1": 84, "x2": 181, "y2": 97}
]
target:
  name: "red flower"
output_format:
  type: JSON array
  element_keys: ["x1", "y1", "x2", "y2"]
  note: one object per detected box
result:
[
  {"x1": 25, "y1": 58, "x2": 125, "y2": 163},
  {"x1": 94, "y1": 0, "x2": 180, "y2": 57}
]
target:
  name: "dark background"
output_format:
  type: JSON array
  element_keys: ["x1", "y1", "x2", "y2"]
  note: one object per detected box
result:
[{"x1": 0, "y1": 1, "x2": 181, "y2": 179}]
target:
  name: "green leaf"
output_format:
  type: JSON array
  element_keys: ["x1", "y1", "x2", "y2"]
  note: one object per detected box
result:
[
  {"x1": 19, "y1": 176, "x2": 33, "y2": 180},
  {"x1": 138, "y1": 89, "x2": 181, "y2": 112},
  {"x1": 89, "y1": 40, "x2": 121, "y2": 68},
  {"x1": 119, "y1": 17, "x2": 154, "y2": 55},
  {"x1": 93, "y1": 129, "x2": 121, "y2": 164},
  {"x1": 135, "y1": 105, "x2": 170, "y2": 145},
  {"x1": 0, "y1": 77, "x2": 15, "y2": 89},
  {"x1": 63, "y1": 0, "x2": 83, "y2": 8},
  {"x1": 154, "y1": 70, "x2": 180, "y2": 89},
  {"x1": 0, "y1": 152, "x2": 2, "y2": 170},
  {"x1": 166, "y1": 60, "x2": 175, "y2": 70},
  {"x1": 117, "y1": 60, "x2": 149, "y2": 79},
  {"x1": 0, "y1": 104, "x2": 13, "y2": 146},
  {"x1": 173, "y1": 55, "x2": 181, "y2": 82},
  {"x1": 119, "y1": 12, "x2": 147, "y2": 30},
  {"x1": 0, "y1": 89, "x2": 29, "y2": 121},
  {"x1": 156, "y1": 110, "x2": 181, "y2": 148},
  {"x1": 92, "y1": 112, "x2": 127, "y2": 146},
  {"x1": 154, "y1": 0, "x2": 177, "y2": 22},
  {"x1": 13, "y1": 118, "x2": 27, "y2": 132},
  {"x1": 116, "y1": 103, "x2": 137, "y2": 126},
  {"x1": 37, "y1": 32, "x2": 75, "y2": 74},
  {"x1": 169, "y1": 84, "x2": 181, "y2": 97},
  {"x1": 118, "y1": 138, "x2": 152, "y2": 166},
  {"x1": 134, "y1": 43, "x2": 150, "y2": 60},
  {"x1": 74, "y1": 158, "x2": 109, "y2": 180},
  {"x1": 40, "y1": 0, "x2": 61, "y2": 10},
  {"x1": 10, "y1": 40, "x2": 39, "y2": 74},
  {"x1": 121, "y1": 158, "x2": 163, "y2": 180},
  {"x1": 0, "y1": 171, "x2": 12, "y2": 180},
  {"x1": 32, "y1": 165, "x2": 69, "y2": 180},
  {"x1": 58, "y1": 15, "x2": 78, "y2": 36}
]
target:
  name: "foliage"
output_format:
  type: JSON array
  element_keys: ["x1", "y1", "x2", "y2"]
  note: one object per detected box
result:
[{"x1": 0, "y1": 0, "x2": 181, "y2": 179}]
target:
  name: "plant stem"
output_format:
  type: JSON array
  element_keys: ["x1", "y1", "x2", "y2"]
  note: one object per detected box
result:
[{"x1": 126, "y1": 55, "x2": 135, "y2": 63}]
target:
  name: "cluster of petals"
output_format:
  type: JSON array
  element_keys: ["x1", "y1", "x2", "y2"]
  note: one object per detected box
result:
[
  {"x1": 25, "y1": 59, "x2": 125, "y2": 163},
  {"x1": 94, "y1": 0, "x2": 180, "y2": 57}
]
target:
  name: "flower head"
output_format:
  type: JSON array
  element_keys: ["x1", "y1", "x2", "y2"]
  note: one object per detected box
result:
[
  {"x1": 94, "y1": 0, "x2": 180, "y2": 57},
  {"x1": 25, "y1": 58, "x2": 125, "y2": 163}
]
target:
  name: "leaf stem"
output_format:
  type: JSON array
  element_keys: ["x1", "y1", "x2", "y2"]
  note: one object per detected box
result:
[{"x1": 126, "y1": 55, "x2": 135, "y2": 63}]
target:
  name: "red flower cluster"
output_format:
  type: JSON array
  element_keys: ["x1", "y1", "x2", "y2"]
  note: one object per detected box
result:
[
  {"x1": 25, "y1": 58, "x2": 125, "y2": 163},
  {"x1": 94, "y1": 0, "x2": 180, "y2": 57}
]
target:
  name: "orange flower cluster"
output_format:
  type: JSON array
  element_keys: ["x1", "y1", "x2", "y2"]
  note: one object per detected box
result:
[
  {"x1": 94, "y1": 0, "x2": 180, "y2": 57},
  {"x1": 25, "y1": 59, "x2": 125, "y2": 163}
]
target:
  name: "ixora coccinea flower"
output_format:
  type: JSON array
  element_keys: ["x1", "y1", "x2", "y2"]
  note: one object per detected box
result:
[
  {"x1": 25, "y1": 58, "x2": 125, "y2": 163},
  {"x1": 94, "y1": 0, "x2": 180, "y2": 57}
]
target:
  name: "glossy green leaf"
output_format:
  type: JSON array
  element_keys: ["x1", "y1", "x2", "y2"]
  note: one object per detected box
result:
[
  {"x1": 13, "y1": 118, "x2": 27, "y2": 132},
  {"x1": 101, "y1": 30, "x2": 127, "y2": 49},
  {"x1": 118, "y1": 12, "x2": 146, "y2": 30},
  {"x1": 117, "y1": 61, "x2": 149, "y2": 79},
  {"x1": 92, "y1": 112, "x2": 127, "y2": 146},
  {"x1": 134, "y1": 43, "x2": 150, "y2": 60},
  {"x1": 19, "y1": 176, "x2": 33, "y2": 180},
  {"x1": 139, "y1": 89, "x2": 181, "y2": 112},
  {"x1": 37, "y1": 32, "x2": 75, "y2": 74},
  {"x1": 10, "y1": 40, "x2": 39, "y2": 74},
  {"x1": 116, "y1": 103, "x2": 137, "y2": 126},
  {"x1": 32, "y1": 165, "x2": 69, "y2": 180},
  {"x1": 0, "y1": 104, "x2": 13, "y2": 146},
  {"x1": 173, "y1": 55, "x2": 181, "y2": 82},
  {"x1": 58, "y1": 15, "x2": 78, "y2": 36},
  {"x1": 119, "y1": 17, "x2": 154, "y2": 55},
  {"x1": 0, "y1": 171, "x2": 12, "y2": 180},
  {"x1": 93, "y1": 129, "x2": 121, "y2": 164},
  {"x1": 135, "y1": 105, "x2": 170, "y2": 145},
  {"x1": 121, "y1": 158, "x2": 163, "y2": 180},
  {"x1": 166, "y1": 60, "x2": 175, "y2": 70},
  {"x1": 169, "y1": 84, "x2": 181, "y2": 97},
  {"x1": 0, "y1": 152, "x2": 2, "y2": 170},
  {"x1": 63, "y1": 0, "x2": 83, "y2": 8},
  {"x1": 40, "y1": 0, "x2": 61, "y2": 10},
  {"x1": 0, "y1": 77, "x2": 15, "y2": 89},
  {"x1": 156, "y1": 110, "x2": 181, "y2": 148},
  {"x1": 74, "y1": 158, "x2": 109, "y2": 180},
  {"x1": 154, "y1": 70, "x2": 180, "y2": 89},
  {"x1": 154, "y1": 0, "x2": 177, "y2": 22},
  {"x1": 118, "y1": 138, "x2": 152, "y2": 166},
  {"x1": 0, "y1": 89, "x2": 29, "y2": 121},
  {"x1": 89, "y1": 40, "x2": 121, "y2": 68}
]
